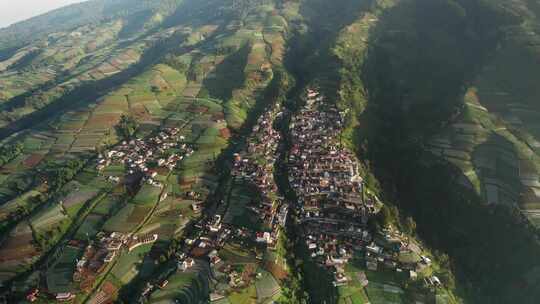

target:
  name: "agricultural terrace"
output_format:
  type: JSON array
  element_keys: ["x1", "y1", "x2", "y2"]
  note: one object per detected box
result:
[{"x1": 0, "y1": 19, "x2": 182, "y2": 129}]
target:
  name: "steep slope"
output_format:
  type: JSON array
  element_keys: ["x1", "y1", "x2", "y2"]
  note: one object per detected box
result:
[
  {"x1": 0, "y1": 0, "x2": 293, "y2": 302},
  {"x1": 351, "y1": 0, "x2": 540, "y2": 303}
]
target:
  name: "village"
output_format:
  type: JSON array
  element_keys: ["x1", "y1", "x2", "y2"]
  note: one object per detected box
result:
[
  {"x1": 139, "y1": 103, "x2": 288, "y2": 302},
  {"x1": 96, "y1": 127, "x2": 194, "y2": 188},
  {"x1": 22, "y1": 91, "x2": 447, "y2": 303},
  {"x1": 288, "y1": 89, "x2": 444, "y2": 291}
]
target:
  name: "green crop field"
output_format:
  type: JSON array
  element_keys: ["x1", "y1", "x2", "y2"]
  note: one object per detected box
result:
[
  {"x1": 74, "y1": 213, "x2": 104, "y2": 240},
  {"x1": 224, "y1": 184, "x2": 264, "y2": 231},
  {"x1": 103, "y1": 203, "x2": 136, "y2": 232},
  {"x1": 228, "y1": 285, "x2": 257, "y2": 304},
  {"x1": 30, "y1": 203, "x2": 69, "y2": 231},
  {"x1": 111, "y1": 243, "x2": 153, "y2": 284},
  {"x1": 46, "y1": 245, "x2": 81, "y2": 293},
  {"x1": 93, "y1": 196, "x2": 119, "y2": 215},
  {"x1": 132, "y1": 184, "x2": 162, "y2": 205},
  {"x1": 255, "y1": 269, "x2": 281, "y2": 301}
]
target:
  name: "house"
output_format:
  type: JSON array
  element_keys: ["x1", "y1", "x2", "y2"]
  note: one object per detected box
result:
[
  {"x1": 358, "y1": 272, "x2": 369, "y2": 287},
  {"x1": 209, "y1": 222, "x2": 222, "y2": 232},
  {"x1": 192, "y1": 203, "x2": 202, "y2": 212},
  {"x1": 26, "y1": 289, "x2": 39, "y2": 302},
  {"x1": 210, "y1": 293, "x2": 226, "y2": 302},
  {"x1": 366, "y1": 244, "x2": 382, "y2": 254},
  {"x1": 179, "y1": 258, "x2": 195, "y2": 271},
  {"x1": 159, "y1": 280, "x2": 169, "y2": 288},
  {"x1": 104, "y1": 251, "x2": 116, "y2": 263},
  {"x1": 128, "y1": 234, "x2": 158, "y2": 251},
  {"x1": 255, "y1": 232, "x2": 272, "y2": 243},
  {"x1": 56, "y1": 293, "x2": 75, "y2": 302}
]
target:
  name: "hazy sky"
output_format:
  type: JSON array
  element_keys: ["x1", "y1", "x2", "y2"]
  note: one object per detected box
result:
[{"x1": 0, "y1": 0, "x2": 87, "y2": 28}]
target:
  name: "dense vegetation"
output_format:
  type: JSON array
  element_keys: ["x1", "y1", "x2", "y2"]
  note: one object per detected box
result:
[{"x1": 355, "y1": 0, "x2": 540, "y2": 303}]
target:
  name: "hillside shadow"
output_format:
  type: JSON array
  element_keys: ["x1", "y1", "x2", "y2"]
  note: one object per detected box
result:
[
  {"x1": 356, "y1": 0, "x2": 540, "y2": 302},
  {"x1": 202, "y1": 44, "x2": 250, "y2": 101},
  {"x1": 283, "y1": 0, "x2": 370, "y2": 96},
  {"x1": 0, "y1": 25, "x2": 233, "y2": 140},
  {"x1": 471, "y1": 132, "x2": 522, "y2": 206}
]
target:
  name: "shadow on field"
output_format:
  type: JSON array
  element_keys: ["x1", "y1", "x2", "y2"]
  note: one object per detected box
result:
[{"x1": 357, "y1": 0, "x2": 540, "y2": 302}]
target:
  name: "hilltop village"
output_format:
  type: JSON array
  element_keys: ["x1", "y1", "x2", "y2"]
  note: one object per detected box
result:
[{"x1": 288, "y1": 90, "x2": 446, "y2": 293}]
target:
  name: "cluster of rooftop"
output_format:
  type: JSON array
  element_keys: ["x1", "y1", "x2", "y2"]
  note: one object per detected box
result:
[
  {"x1": 289, "y1": 89, "x2": 444, "y2": 290},
  {"x1": 96, "y1": 127, "x2": 194, "y2": 187},
  {"x1": 231, "y1": 103, "x2": 288, "y2": 240},
  {"x1": 141, "y1": 104, "x2": 289, "y2": 302},
  {"x1": 73, "y1": 232, "x2": 157, "y2": 294}
]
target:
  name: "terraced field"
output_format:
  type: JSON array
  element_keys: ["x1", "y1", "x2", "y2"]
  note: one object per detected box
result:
[{"x1": 427, "y1": 8, "x2": 540, "y2": 226}]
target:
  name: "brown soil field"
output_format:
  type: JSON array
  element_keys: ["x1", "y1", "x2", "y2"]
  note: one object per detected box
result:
[
  {"x1": 187, "y1": 105, "x2": 209, "y2": 114},
  {"x1": 219, "y1": 128, "x2": 231, "y2": 139},
  {"x1": 127, "y1": 206, "x2": 151, "y2": 224},
  {"x1": 0, "y1": 232, "x2": 38, "y2": 262},
  {"x1": 23, "y1": 153, "x2": 45, "y2": 168},
  {"x1": 264, "y1": 260, "x2": 287, "y2": 280}
]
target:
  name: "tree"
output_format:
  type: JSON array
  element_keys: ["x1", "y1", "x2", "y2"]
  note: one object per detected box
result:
[
  {"x1": 377, "y1": 205, "x2": 393, "y2": 228},
  {"x1": 404, "y1": 216, "x2": 417, "y2": 236},
  {"x1": 403, "y1": 216, "x2": 417, "y2": 245},
  {"x1": 115, "y1": 114, "x2": 139, "y2": 140}
]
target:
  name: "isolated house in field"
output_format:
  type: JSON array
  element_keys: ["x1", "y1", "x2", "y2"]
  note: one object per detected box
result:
[{"x1": 179, "y1": 258, "x2": 195, "y2": 271}]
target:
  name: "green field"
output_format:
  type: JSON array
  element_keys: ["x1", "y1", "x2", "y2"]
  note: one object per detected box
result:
[
  {"x1": 132, "y1": 184, "x2": 163, "y2": 205},
  {"x1": 74, "y1": 213, "x2": 104, "y2": 240},
  {"x1": 46, "y1": 245, "x2": 81, "y2": 293},
  {"x1": 110, "y1": 243, "x2": 153, "y2": 284}
]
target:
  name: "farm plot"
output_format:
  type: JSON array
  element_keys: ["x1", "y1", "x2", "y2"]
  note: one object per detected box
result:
[
  {"x1": 110, "y1": 243, "x2": 153, "y2": 284},
  {"x1": 365, "y1": 282, "x2": 404, "y2": 304},
  {"x1": 337, "y1": 284, "x2": 369, "y2": 304},
  {"x1": 149, "y1": 260, "x2": 211, "y2": 304},
  {"x1": 74, "y1": 213, "x2": 105, "y2": 240},
  {"x1": 61, "y1": 187, "x2": 100, "y2": 217},
  {"x1": 92, "y1": 195, "x2": 120, "y2": 216},
  {"x1": 46, "y1": 245, "x2": 81, "y2": 293},
  {"x1": 146, "y1": 198, "x2": 192, "y2": 238},
  {"x1": 157, "y1": 65, "x2": 187, "y2": 94},
  {"x1": 22, "y1": 153, "x2": 46, "y2": 169},
  {"x1": 132, "y1": 184, "x2": 163, "y2": 205},
  {"x1": 1, "y1": 154, "x2": 27, "y2": 172},
  {"x1": 219, "y1": 243, "x2": 258, "y2": 265},
  {"x1": 223, "y1": 184, "x2": 264, "y2": 231},
  {"x1": 228, "y1": 285, "x2": 257, "y2": 304},
  {"x1": 103, "y1": 203, "x2": 151, "y2": 233},
  {"x1": 0, "y1": 190, "x2": 41, "y2": 222},
  {"x1": 0, "y1": 222, "x2": 40, "y2": 282},
  {"x1": 30, "y1": 203, "x2": 72, "y2": 249},
  {"x1": 30, "y1": 203, "x2": 70, "y2": 232},
  {"x1": 55, "y1": 111, "x2": 90, "y2": 132},
  {"x1": 255, "y1": 269, "x2": 281, "y2": 302}
]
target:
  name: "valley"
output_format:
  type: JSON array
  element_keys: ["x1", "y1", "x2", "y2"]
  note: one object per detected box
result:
[{"x1": 0, "y1": 0, "x2": 539, "y2": 303}]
